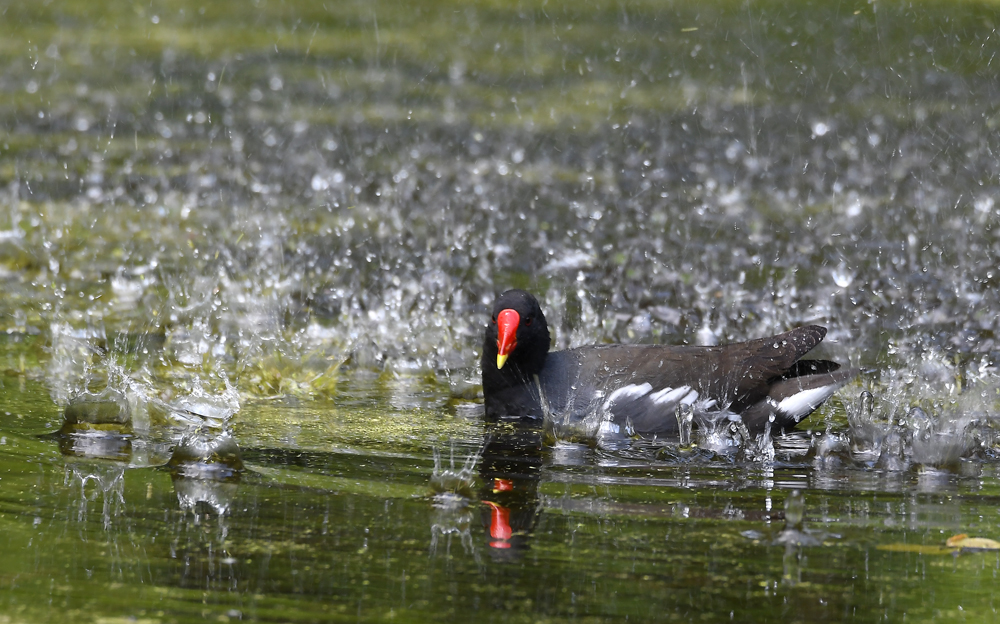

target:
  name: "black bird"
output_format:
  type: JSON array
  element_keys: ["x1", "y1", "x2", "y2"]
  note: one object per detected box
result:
[{"x1": 481, "y1": 289, "x2": 856, "y2": 442}]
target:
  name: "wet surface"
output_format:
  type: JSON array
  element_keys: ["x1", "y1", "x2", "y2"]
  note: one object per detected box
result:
[{"x1": 2, "y1": 0, "x2": 1000, "y2": 621}]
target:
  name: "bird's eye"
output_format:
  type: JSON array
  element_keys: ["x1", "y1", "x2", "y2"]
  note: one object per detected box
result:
[
  {"x1": 491, "y1": 316, "x2": 496, "y2": 324},
  {"x1": 525, "y1": 318, "x2": 532, "y2": 326}
]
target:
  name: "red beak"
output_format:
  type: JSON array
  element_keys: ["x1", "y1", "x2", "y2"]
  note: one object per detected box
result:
[{"x1": 495, "y1": 309, "x2": 519, "y2": 369}]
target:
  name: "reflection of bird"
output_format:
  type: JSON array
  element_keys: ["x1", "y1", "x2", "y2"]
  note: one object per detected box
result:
[
  {"x1": 482, "y1": 289, "x2": 856, "y2": 438},
  {"x1": 478, "y1": 426, "x2": 544, "y2": 558}
]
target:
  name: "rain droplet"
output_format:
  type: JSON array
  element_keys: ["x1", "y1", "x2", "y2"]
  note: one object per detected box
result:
[
  {"x1": 311, "y1": 174, "x2": 329, "y2": 192},
  {"x1": 832, "y1": 264, "x2": 854, "y2": 288}
]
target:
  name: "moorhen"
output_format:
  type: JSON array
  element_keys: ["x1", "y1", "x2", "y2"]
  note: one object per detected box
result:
[{"x1": 481, "y1": 289, "x2": 857, "y2": 440}]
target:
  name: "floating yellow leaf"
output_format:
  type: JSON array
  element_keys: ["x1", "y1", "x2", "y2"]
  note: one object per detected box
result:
[
  {"x1": 946, "y1": 534, "x2": 1000, "y2": 550},
  {"x1": 880, "y1": 533, "x2": 1000, "y2": 554}
]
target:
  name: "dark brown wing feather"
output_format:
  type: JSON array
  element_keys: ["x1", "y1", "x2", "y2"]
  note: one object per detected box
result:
[{"x1": 568, "y1": 325, "x2": 828, "y2": 411}]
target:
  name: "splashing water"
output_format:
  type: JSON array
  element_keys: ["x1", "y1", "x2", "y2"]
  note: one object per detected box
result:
[
  {"x1": 430, "y1": 445, "x2": 480, "y2": 508},
  {"x1": 675, "y1": 403, "x2": 694, "y2": 447},
  {"x1": 831, "y1": 347, "x2": 1000, "y2": 472},
  {"x1": 65, "y1": 462, "x2": 126, "y2": 531}
]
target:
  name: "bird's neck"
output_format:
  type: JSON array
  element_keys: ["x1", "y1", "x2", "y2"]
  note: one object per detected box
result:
[{"x1": 481, "y1": 351, "x2": 548, "y2": 420}]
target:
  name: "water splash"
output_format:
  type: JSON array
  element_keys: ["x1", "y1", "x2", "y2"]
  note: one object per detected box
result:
[
  {"x1": 167, "y1": 430, "x2": 244, "y2": 481},
  {"x1": 834, "y1": 346, "x2": 999, "y2": 472},
  {"x1": 775, "y1": 490, "x2": 821, "y2": 547},
  {"x1": 429, "y1": 445, "x2": 479, "y2": 508},
  {"x1": 158, "y1": 376, "x2": 241, "y2": 430},
  {"x1": 65, "y1": 462, "x2": 126, "y2": 531},
  {"x1": 429, "y1": 505, "x2": 478, "y2": 561},
  {"x1": 674, "y1": 403, "x2": 694, "y2": 447}
]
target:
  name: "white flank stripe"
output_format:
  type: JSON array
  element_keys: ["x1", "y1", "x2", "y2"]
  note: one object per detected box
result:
[
  {"x1": 679, "y1": 390, "x2": 700, "y2": 405},
  {"x1": 650, "y1": 385, "x2": 690, "y2": 405},
  {"x1": 777, "y1": 385, "x2": 839, "y2": 422},
  {"x1": 603, "y1": 383, "x2": 652, "y2": 410}
]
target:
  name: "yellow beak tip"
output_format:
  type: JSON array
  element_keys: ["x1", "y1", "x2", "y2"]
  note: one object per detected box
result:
[{"x1": 496, "y1": 354, "x2": 508, "y2": 370}]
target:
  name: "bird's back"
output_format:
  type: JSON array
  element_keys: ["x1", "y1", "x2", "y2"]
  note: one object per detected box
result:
[{"x1": 536, "y1": 326, "x2": 851, "y2": 437}]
